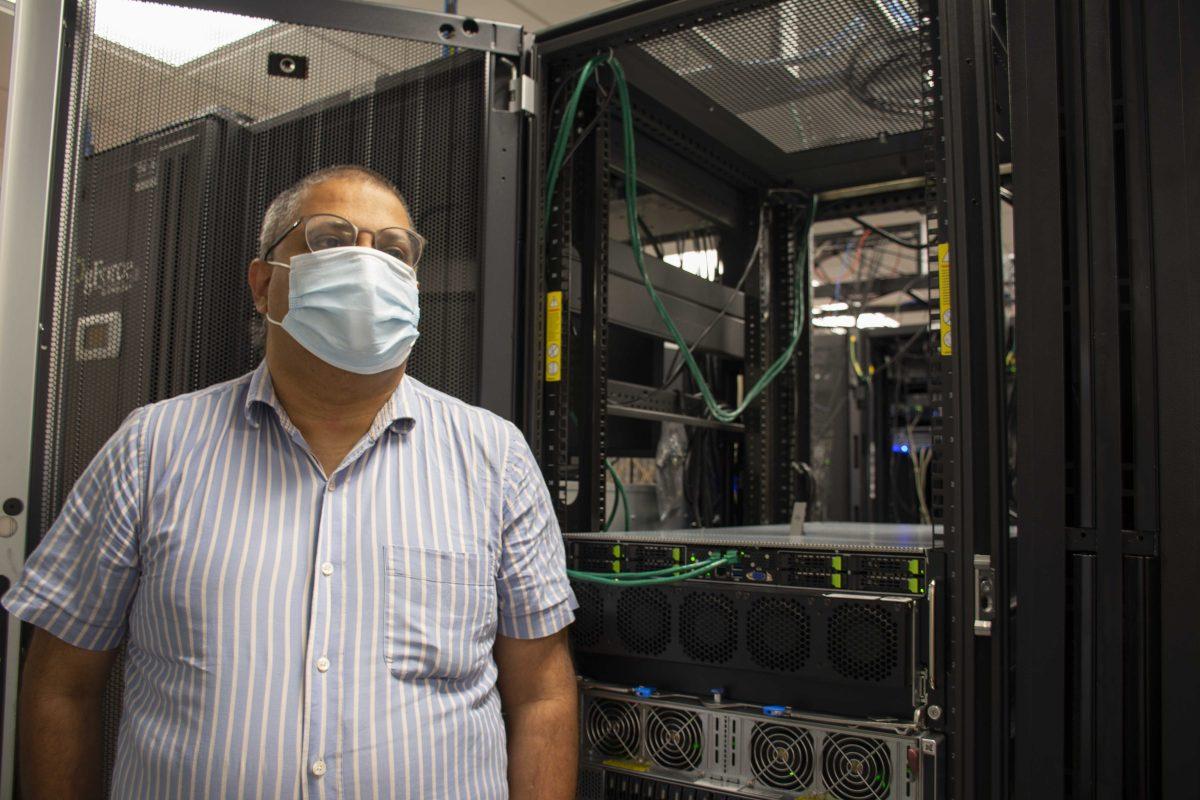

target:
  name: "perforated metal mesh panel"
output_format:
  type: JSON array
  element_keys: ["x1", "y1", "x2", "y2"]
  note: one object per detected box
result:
[
  {"x1": 571, "y1": 581, "x2": 605, "y2": 649},
  {"x1": 615, "y1": 587, "x2": 672, "y2": 655},
  {"x1": 827, "y1": 603, "x2": 898, "y2": 682},
  {"x1": 638, "y1": 0, "x2": 925, "y2": 153},
  {"x1": 39, "y1": 3, "x2": 497, "y2": 794},
  {"x1": 746, "y1": 595, "x2": 811, "y2": 671},
  {"x1": 678, "y1": 591, "x2": 737, "y2": 663}
]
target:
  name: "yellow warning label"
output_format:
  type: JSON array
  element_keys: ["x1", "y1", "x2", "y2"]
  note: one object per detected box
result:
[
  {"x1": 601, "y1": 759, "x2": 650, "y2": 772},
  {"x1": 545, "y1": 291, "x2": 563, "y2": 382},
  {"x1": 937, "y1": 243, "x2": 952, "y2": 356}
]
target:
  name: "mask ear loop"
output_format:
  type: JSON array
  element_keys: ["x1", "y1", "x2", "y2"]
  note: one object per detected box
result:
[{"x1": 264, "y1": 260, "x2": 291, "y2": 326}]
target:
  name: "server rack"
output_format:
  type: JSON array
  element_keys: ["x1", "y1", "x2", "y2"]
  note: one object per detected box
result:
[
  {"x1": 528, "y1": 2, "x2": 949, "y2": 528},
  {"x1": 526, "y1": 2, "x2": 968, "y2": 798},
  {"x1": 244, "y1": 51, "x2": 511, "y2": 408},
  {"x1": 41, "y1": 112, "x2": 251, "y2": 527}
]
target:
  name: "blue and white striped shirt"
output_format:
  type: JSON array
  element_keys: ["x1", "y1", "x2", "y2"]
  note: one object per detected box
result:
[{"x1": 3, "y1": 362, "x2": 576, "y2": 799}]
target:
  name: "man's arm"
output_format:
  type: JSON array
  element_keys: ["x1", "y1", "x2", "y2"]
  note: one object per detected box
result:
[
  {"x1": 495, "y1": 629, "x2": 578, "y2": 800},
  {"x1": 17, "y1": 627, "x2": 119, "y2": 800}
]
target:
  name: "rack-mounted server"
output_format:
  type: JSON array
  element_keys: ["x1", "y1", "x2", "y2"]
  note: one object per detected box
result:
[
  {"x1": 565, "y1": 525, "x2": 940, "y2": 721},
  {"x1": 576, "y1": 687, "x2": 943, "y2": 800}
]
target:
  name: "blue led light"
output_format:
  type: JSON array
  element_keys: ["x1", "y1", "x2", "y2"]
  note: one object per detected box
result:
[
  {"x1": 901, "y1": 444, "x2": 910, "y2": 454},
  {"x1": 633, "y1": 686, "x2": 655, "y2": 698}
]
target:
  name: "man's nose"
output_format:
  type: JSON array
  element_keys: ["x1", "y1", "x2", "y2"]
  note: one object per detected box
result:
[{"x1": 355, "y1": 231, "x2": 375, "y2": 248}]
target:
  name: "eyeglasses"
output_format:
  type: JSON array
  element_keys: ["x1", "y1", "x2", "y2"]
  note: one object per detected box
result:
[{"x1": 263, "y1": 213, "x2": 426, "y2": 267}]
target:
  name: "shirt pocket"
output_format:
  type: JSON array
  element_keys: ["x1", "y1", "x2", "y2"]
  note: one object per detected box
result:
[{"x1": 383, "y1": 545, "x2": 497, "y2": 681}]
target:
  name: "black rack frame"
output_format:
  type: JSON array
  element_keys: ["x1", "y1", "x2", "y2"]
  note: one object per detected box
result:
[{"x1": 936, "y1": 0, "x2": 1010, "y2": 797}]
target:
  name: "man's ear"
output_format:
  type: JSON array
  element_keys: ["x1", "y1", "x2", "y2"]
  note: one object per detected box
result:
[{"x1": 248, "y1": 258, "x2": 272, "y2": 315}]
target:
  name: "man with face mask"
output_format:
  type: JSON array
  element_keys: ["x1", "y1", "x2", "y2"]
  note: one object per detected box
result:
[{"x1": 4, "y1": 165, "x2": 579, "y2": 799}]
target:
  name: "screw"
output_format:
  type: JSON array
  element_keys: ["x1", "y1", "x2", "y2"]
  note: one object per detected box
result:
[{"x1": 927, "y1": 704, "x2": 943, "y2": 720}]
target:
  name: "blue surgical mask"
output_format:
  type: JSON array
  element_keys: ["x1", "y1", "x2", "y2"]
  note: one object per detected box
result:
[{"x1": 267, "y1": 246, "x2": 420, "y2": 375}]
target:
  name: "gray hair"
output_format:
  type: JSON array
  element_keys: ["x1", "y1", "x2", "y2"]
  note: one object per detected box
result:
[{"x1": 257, "y1": 165, "x2": 408, "y2": 258}]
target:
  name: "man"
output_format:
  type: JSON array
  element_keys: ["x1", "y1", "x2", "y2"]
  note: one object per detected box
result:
[{"x1": 4, "y1": 165, "x2": 579, "y2": 799}]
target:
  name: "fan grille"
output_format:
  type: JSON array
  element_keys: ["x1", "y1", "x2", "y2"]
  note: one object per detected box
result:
[
  {"x1": 584, "y1": 699, "x2": 641, "y2": 759},
  {"x1": 616, "y1": 588, "x2": 672, "y2": 655},
  {"x1": 679, "y1": 591, "x2": 737, "y2": 663},
  {"x1": 828, "y1": 604, "x2": 898, "y2": 682},
  {"x1": 747, "y1": 596, "x2": 812, "y2": 671},
  {"x1": 645, "y1": 707, "x2": 704, "y2": 772},
  {"x1": 570, "y1": 582, "x2": 604, "y2": 649},
  {"x1": 821, "y1": 733, "x2": 892, "y2": 800},
  {"x1": 750, "y1": 723, "x2": 815, "y2": 791}
]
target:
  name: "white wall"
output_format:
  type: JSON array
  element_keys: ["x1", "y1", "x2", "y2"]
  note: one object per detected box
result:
[{"x1": 0, "y1": 6, "x2": 12, "y2": 169}]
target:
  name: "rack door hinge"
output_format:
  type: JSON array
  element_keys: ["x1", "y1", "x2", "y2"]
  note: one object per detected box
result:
[{"x1": 973, "y1": 554, "x2": 995, "y2": 636}]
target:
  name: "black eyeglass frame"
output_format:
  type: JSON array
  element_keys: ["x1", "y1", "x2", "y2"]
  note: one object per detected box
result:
[{"x1": 262, "y1": 213, "x2": 427, "y2": 266}]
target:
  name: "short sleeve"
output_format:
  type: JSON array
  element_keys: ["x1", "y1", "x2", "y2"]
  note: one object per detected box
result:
[
  {"x1": 2, "y1": 408, "x2": 145, "y2": 650},
  {"x1": 495, "y1": 424, "x2": 576, "y2": 639}
]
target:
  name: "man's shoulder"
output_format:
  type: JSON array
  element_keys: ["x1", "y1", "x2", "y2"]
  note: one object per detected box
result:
[
  {"x1": 136, "y1": 371, "x2": 254, "y2": 430},
  {"x1": 404, "y1": 376, "x2": 521, "y2": 442}
]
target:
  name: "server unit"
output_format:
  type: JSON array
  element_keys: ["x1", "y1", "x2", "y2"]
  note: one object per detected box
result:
[
  {"x1": 566, "y1": 525, "x2": 939, "y2": 721},
  {"x1": 45, "y1": 112, "x2": 251, "y2": 523},
  {"x1": 577, "y1": 688, "x2": 942, "y2": 800}
]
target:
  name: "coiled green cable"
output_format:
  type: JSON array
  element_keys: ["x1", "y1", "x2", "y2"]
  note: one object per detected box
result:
[
  {"x1": 544, "y1": 54, "x2": 818, "y2": 424},
  {"x1": 602, "y1": 459, "x2": 631, "y2": 532}
]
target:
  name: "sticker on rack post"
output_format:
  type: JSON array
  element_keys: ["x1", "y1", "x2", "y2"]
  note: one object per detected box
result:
[
  {"x1": 546, "y1": 291, "x2": 563, "y2": 382},
  {"x1": 937, "y1": 243, "x2": 952, "y2": 356}
]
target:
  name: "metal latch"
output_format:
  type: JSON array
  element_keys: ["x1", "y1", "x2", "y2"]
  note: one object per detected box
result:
[
  {"x1": 493, "y1": 58, "x2": 534, "y2": 115},
  {"x1": 518, "y1": 74, "x2": 536, "y2": 115},
  {"x1": 973, "y1": 554, "x2": 995, "y2": 636}
]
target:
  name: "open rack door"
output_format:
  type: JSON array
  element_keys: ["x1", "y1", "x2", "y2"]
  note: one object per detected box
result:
[
  {"x1": 0, "y1": 1, "x2": 526, "y2": 796},
  {"x1": 1010, "y1": 0, "x2": 1200, "y2": 796}
]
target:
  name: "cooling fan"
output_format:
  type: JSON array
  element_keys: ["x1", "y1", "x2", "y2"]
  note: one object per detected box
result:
[
  {"x1": 584, "y1": 699, "x2": 641, "y2": 759},
  {"x1": 645, "y1": 706, "x2": 704, "y2": 771},
  {"x1": 750, "y1": 722, "x2": 815, "y2": 791},
  {"x1": 821, "y1": 733, "x2": 892, "y2": 800}
]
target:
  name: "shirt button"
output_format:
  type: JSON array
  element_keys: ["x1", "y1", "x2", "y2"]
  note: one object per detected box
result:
[
  {"x1": 326, "y1": 482, "x2": 335, "y2": 493},
  {"x1": 320, "y1": 562, "x2": 334, "y2": 576},
  {"x1": 316, "y1": 656, "x2": 330, "y2": 673},
  {"x1": 311, "y1": 759, "x2": 327, "y2": 777}
]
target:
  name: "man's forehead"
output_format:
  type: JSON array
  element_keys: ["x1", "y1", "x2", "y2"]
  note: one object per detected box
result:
[{"x1": 298, "y1": 176, "x2": 411, "y2": 229}]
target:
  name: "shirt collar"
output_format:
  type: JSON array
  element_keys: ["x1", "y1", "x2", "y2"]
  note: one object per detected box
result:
[{"x1": 243, "y1": 361, "x2": 417, "y2": 435}]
